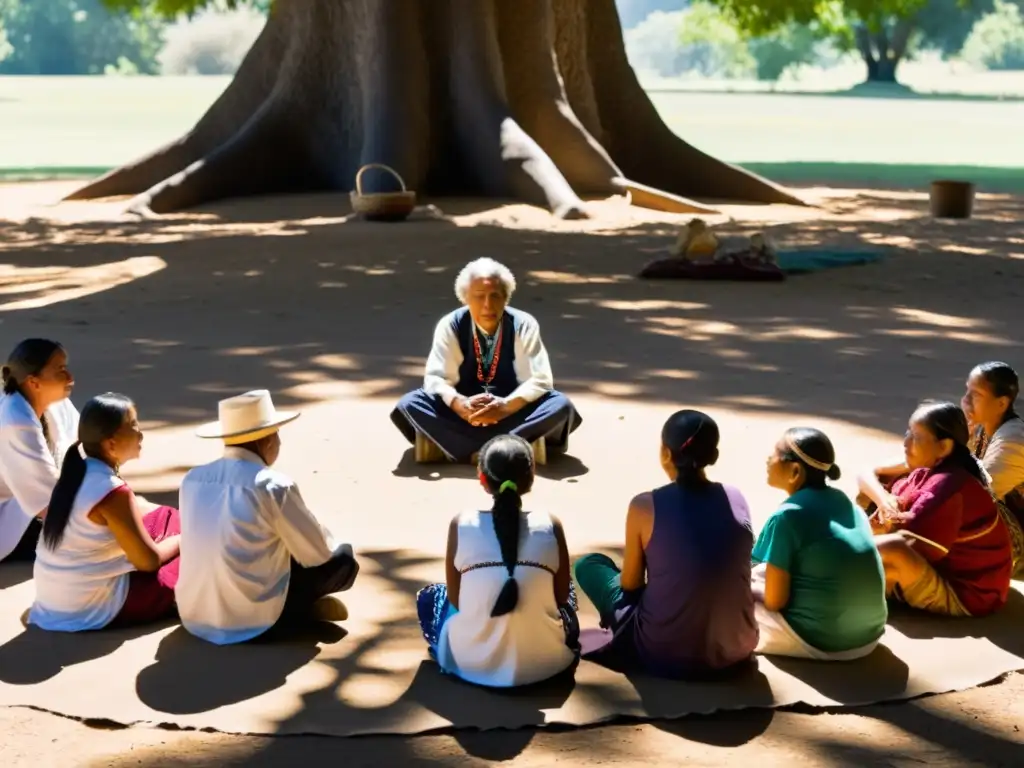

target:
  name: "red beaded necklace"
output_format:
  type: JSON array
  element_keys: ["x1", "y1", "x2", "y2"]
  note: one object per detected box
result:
[{"x1": 473, "y1": 322, "x2": 503, "y2": 394}]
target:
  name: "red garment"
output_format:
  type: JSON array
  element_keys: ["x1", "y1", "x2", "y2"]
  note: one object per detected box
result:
[
  {"x1": 102, "y1": 486, "x2": 181, "y2": 628},
  {"x1": 892, "y1": 466, "x2": 1012, "y2": 616}
]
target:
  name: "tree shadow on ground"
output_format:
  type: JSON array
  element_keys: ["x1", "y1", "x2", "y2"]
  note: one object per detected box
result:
[
  {"x1": 769, "y1": 644, "x2": 911, "y2": 704},
  {"x1": 0, "y1": 562, "x2": 32, "y2": 590},
  {"x1": 886, "y1": 587, "x2": 1024, "y2": 661},
  {"x1": 391, "y1": 447, "x2": 590, "y2": 481},
  {"x1": 0, "y1": 618, "x2": 175, "y2": 685},
  {"x1": 79, "y1": 548, "x2": 1022, "y2": 767},
  {"x1": 135, "y1": 623, "x2": 347, "y2": 715},
  {"x1": 3, "y1": 189, "x2": 1022, "y2": 448}
]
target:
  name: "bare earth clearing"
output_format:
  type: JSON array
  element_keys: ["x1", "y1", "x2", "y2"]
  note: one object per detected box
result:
[{"x1": 0, "y1": 181, "x2": 1022, "y2": 766}]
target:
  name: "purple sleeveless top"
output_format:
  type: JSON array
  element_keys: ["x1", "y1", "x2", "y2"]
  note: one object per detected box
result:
[{"x1": 617, "y1": 481, "x2": 758, "y2": 677}]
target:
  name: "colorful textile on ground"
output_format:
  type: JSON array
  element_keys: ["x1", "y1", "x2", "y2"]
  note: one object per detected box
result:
[{"x1": 638, "y1": 249, "x2": 884, "y2": 281}]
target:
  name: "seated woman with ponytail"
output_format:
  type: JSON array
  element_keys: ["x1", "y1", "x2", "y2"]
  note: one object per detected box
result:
[
  {"x1": 755, "y1": 428, "x2": 887, "y2": 660},
  {"x1": 0, "y1": 339, "x2": 79, "y2": 563},
  {"x1": 573, "y1": 410, "x2": 759, "y2": 679},
  {"x1": 28, "y1": 393, "x2": 182, "y2": 632},
  {"x1": 416, "y1": 434, "x2": 578, "y2": 688},
  {"x1": 859, "y1": 400, "x2": 1012, "y2": 618}
]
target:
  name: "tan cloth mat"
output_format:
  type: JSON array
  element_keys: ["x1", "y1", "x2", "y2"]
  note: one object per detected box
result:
[{"x1": 1, "y1": 556, "x2": 1021, "y2": 737}]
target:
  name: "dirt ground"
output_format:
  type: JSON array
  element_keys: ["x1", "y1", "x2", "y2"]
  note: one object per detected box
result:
[{"x1": 0, "y1": 181, "x2": 1022, "y2": 766}]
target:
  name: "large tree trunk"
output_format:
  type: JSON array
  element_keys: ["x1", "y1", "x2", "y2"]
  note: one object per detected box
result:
[
  {"x1": 855, "y1": 18, "x2": 914, "y2": 85},
  {"x1": 65, "y1": 0, "x2": 804, "y2": 216}
]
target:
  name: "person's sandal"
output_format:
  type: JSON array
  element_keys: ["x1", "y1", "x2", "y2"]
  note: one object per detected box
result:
[
  {"x1": 19, "y1": 607, "x2": 30, "y2": 627},
  {"x1": 311, "y1": 596, "x2": 348, "y2": 623}
]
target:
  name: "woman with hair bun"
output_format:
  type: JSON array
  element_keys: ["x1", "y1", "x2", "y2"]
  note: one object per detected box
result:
[
  {"x1": 574, "y1": 410, "x2": 758, "y2": 679},
  {"x1": 756, "y1": 428, "x2": 887, "y2": 659},
  {"x1": 415, "y1": 434, "x2": 578, "y2": 687},
  {"x1": 859, "y1": 400, "x2": 1012, "y2": 617},
  {"x1": 0, "y1": 338, "x2": 79, "y2": 563}
]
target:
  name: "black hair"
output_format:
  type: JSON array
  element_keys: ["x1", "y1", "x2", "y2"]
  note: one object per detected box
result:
[
  {"x1": 971, "y1": 361, "x2": 1019, "y2": 424},
  {"x1": 44, "y1": 393, "x2": 134, "y2": 551},
  {"x1": 911, "y1": 399, "x2": 986, "y2": 484},
  {"x1": 2, "y1": 338, "x2": 64, "y2": 397},
  {"x1": 661, "y1": 409, "x2": 719, "y2": 489},
  {"x1": 779, "y1": 427, "x2": 841, "y2": 489},
  {"x1": 477, "y1": 434, "x2": 535, "y2": 618}
]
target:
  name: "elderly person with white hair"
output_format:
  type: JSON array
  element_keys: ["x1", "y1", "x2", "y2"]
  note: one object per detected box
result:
[{"x1": 391, "y1": 258, "x2": 582, "y2": 463}]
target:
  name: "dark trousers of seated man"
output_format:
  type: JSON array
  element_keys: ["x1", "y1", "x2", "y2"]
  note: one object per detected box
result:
[{"x1": 261, "y1": 543, "x2": 359, "y2": 637}]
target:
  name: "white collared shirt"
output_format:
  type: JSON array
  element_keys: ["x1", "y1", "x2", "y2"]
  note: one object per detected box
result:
[
  {"x1": 0, "y1": 392, "x2": 80, "y2": 561},
  {"x1": 424, "y1": 308, "x2": 554, "y2": 407},
  {"x1": 176, "y1": 446, "x2": 337, "y2": 645}
]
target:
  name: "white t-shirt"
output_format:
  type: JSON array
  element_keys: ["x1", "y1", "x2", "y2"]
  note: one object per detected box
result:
[
  {"x1": 0, "y1": 392, "x2": 80, "y2": 561},
  {"x1": 437, "y1": 509, "x2": 575, "y2": 687},
  {"x1": 30, "y1": 458, "x2": 133, "y2": 631},
  {"x1": 176, "y1": 447, "x2": 337, "y2": 645}
]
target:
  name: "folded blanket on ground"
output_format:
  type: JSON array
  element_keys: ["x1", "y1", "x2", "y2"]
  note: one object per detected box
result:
[{"x1": 639, "y1": 250, "x2": 884, "y2": 281}]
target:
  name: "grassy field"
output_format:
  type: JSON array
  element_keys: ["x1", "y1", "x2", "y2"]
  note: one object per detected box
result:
[{"x1": 1, "y1": 75, "x2": 1023, "y2": 192}]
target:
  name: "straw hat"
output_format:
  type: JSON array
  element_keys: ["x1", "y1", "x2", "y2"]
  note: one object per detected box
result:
[{"x1": 196, "y1": 390, "x2": 299, "y2": 445}]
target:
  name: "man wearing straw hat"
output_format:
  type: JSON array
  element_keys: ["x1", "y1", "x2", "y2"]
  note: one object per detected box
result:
[{"x1": 176, "y1": 390, "x2": 358, "y2": 645}]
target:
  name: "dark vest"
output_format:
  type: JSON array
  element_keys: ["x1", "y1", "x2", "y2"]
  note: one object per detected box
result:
[{"x1": 451, "y1": 307, "x2": 521, "y2": 399}]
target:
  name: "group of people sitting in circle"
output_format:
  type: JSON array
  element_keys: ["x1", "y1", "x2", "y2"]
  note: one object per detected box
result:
[{"x1": 0, "y1": 256, "x2": 1021, "y2": 690}]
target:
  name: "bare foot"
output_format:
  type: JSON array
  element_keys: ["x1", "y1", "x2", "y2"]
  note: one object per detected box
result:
[{"x1": 311, "y1": 596, "x2": 348, "y2": 623}]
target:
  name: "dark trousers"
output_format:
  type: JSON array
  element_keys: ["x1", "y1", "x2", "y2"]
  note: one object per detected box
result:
[
  {"x1": 391, "y1": 388, "x2": 582, "y2": 462},
  {"x1": 276, "y1": 543, "x2": 360, "y2": 625},
  {"x1": 4, "y1": 518, "x2": 42, "y2": 562}
]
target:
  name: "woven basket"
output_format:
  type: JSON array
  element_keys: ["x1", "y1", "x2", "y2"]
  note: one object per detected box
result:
[{"x1": 350, "y1": 163, "x2": 417, "y2": 222}]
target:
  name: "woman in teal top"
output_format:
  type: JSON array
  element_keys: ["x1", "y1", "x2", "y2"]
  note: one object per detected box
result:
[{"x1": 754, "y1": 427, "x2": 887, "y2": 659}]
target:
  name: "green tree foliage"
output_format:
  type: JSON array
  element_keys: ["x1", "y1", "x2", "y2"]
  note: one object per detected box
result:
[
  {"x1": 678, "y1": 1, "x2": 755, "y2": 76},
  {"x1": 747, "y1": 24, "x2": 821, "y2": 80},
  {"x1": 0, "y1": 0, "x2": 164, "y2": 74},
  {"x1": 702, "y1": 0, "x2": 992, "y2": 81},
  {"x1": 0, "y1": 20, "x2": 13, "y2": 64},
  {"x1": 961, "y1": 0, "x2": 1024, "y2": 69}
]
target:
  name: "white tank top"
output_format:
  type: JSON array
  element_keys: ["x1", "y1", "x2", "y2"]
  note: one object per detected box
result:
[
  {"x1": 437, "y1": 509, "x2": 575, "y2": 687},
  {"x1": 30, "y1": 458, "x2": 133, "y2": 631}
]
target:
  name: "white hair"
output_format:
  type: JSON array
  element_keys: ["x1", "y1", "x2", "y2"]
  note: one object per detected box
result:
[{"x1": 454, "y1": 257, "x2": 517, "y2": 304}]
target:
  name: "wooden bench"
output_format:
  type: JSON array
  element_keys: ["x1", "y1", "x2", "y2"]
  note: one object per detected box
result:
[{"x1": 414, "y1": 432, "x2": 547, "y2": 465}]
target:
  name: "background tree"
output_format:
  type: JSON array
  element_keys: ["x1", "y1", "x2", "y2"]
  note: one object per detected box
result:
[
  {"x1": 0, "y1": 0, "x2": 163, "y2": 75},
  {"x1": 704, "y1": 0, "x2": 993, "y2": 83},
  {"x1": 68, "y1": 0, "x2": 801, "y2": 215}
]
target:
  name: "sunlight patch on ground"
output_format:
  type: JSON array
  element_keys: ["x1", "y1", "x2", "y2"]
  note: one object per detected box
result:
[
  {"x1": 0, "y1": 255, "x2": 165, "y2": 312},
  {"x1": 891, "y1": 307, "x2": 988, "y2": 329}
]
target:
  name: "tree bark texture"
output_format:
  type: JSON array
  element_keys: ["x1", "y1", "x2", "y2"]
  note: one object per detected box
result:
[{"x1": 66, "y1": 0, "x2": 804, "y2": 216}]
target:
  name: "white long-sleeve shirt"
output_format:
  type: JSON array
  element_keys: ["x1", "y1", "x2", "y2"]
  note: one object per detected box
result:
[
  {"x1": 424, "y1": 308, "x2": 554, "y2": 407},
  {"x1": 0, "y1": 392, "x2": 79, "y2": 561},
  {"x1": 176, "y1": 446, "x2": 337, "y2": 645},
  {"x1": 980, "y1": 417, "x2": 1024, "y2": 501}
]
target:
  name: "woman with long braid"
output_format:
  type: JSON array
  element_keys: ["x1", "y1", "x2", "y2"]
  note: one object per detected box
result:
[
  {"x1": 416, "y1": 434, "x2": 578, "y2": 687},
  {"x1": 574, "y1": 410, "x2": 758, "y2": 679}
]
